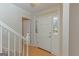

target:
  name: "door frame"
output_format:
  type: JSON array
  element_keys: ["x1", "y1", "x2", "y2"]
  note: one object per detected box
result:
[
  {"x1": 22, "y1": 16, "x2": 31, "y2": 54},
  {"x1": 62, "y1": 3, "x2": 69, "y2": 56}
]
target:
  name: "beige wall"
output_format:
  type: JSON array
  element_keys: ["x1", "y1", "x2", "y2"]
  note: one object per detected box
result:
[{"x1": 69, "y1": 3, "x2": 79, "y2": 56}]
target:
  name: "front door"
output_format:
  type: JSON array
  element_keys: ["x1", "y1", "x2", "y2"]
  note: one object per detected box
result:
[{"x1": 37, "y1": 13, "x2": 60, "y2": 55}]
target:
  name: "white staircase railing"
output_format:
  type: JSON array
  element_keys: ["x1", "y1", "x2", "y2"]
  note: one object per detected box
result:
[{"x1": 0, "y1": 20, "x2": 27, "y2": 56}]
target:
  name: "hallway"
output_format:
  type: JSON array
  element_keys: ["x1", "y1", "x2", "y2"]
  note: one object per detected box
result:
[{"x1": 0, "y1": 3, "x2": 69, "y2": 56}]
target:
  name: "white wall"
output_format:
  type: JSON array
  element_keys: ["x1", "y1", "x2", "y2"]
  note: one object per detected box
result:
[
  {"x1": 0, "y1": 3, "x2": 32, "y2": 54},
  {"x1": 29, "y1": 16, "x2": 37, "y2": 45},
  {"x1": 0, "y1": 3, "x2": 32, "y2": 34},
  {"x1": 69, "y1": 3, "x2": 79, "y2": 56}
]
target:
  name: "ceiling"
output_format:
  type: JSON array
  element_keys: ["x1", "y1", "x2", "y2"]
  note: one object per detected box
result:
[{"x1": 13, "y1": 3, "x2": 59, "y2": 14}]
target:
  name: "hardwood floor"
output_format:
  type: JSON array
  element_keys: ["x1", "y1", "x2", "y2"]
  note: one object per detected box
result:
[
  {"x1": 29, "y1": 46, "x2": 54, "y2": 56},
  {"x1": 23, "y1": 44, "x2": 55, "y2": 56}
]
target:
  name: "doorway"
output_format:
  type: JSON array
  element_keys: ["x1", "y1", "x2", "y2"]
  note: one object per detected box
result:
[
  {"x1": 22, "y1": 16, "x2": 30, "y2": 55},
  {"x1": 22, "y1": 17, "x2": 30, "y2": 37}
]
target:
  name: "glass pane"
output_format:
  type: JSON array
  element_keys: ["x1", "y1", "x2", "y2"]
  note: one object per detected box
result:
[{"x1": 53, "y1": 16, "x2": 59, "y2": 35}]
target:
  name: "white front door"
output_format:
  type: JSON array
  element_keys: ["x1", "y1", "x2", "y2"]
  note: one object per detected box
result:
[
  {"x1": 37, "y1": 15, "x2": 52, "y2": 52},
  {"x1": 37, "y1": 13, "x2": 60, "y2": 55}
]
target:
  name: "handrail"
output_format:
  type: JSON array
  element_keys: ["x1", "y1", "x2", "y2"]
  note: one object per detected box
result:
[
  {"x1": 0, "y1": 21, "x2": 26, "y2": 40},
  {"x1": 0, "y1": 20, "x2": 27, "y2": 56}
]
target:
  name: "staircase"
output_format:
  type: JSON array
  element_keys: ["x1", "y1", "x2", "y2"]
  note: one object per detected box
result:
[{"x1": 0, "y1": 20, "x2": 28, "y2": 56}]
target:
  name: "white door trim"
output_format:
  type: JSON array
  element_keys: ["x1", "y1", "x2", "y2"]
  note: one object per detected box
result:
[{"x1": 62, "y1": 3, "x2": 69, "y2": 56}]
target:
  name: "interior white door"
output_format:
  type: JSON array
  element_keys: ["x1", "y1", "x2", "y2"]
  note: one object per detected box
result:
[
  {"x1": 37, "y1": 15, "x2": 52, "y2": 52},
  {"x1": 37, "y1": 13, "x2": 60, "y2": 55}
]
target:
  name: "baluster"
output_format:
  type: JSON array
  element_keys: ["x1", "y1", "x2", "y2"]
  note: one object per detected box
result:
[
  {"x1": 25, "y1": 41, "x2": 27, "y2": 56},
  {"x1": 14, "y1": 35, "x2": 16, "y2": 56},
  {"x1": 8, "y1": 31, "x2": 10, "y2": 56},
  {"x1": 0, "y1": 26, "x2": 2, "y2": 53},
  {"x1": 26, "y1": 40, "x2": 28, "y2": 56},
  {"x1": 26, "y1": 34, "x2": 29, "y2": 56},
  {"x1": 19, "y1": 38, "x2": 20, "y2": 56},
  {"x1": 23, "y1": 40, "x2": 25, "y2": 56},
  {"x1": 27, "y1": 33, "x2": 30, "y2": 56}
]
